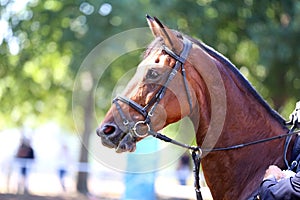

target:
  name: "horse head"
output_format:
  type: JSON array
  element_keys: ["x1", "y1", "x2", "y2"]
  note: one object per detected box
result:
[{"x1": 97, "y1": 16, "x2": 199, "y2": 153}]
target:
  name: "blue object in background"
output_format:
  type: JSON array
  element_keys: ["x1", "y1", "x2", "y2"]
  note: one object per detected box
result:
[{"x1": 122, "y1": 137, "x2": 159, "y2": 200}]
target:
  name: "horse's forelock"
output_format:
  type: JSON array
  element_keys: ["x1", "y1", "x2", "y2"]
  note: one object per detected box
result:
[
  {"x1": 143, "y1": 37, "x2": 163, "y2": 59},
  {"x1": 143, "y1": 30, "x2": 184, "y2": 59}
]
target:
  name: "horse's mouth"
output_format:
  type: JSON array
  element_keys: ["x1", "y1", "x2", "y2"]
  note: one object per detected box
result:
[
  {"x1": 97, "y1": 129, "x2": 137, "y2": 153},
  {"x1": 115, "y1": 133, "x2": 137, "y2": 153}
]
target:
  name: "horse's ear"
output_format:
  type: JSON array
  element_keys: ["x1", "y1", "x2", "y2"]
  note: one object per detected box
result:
[
  {"x1": 146, "y1": 15, "x2": 183, "y2": 54},
  {"x1": 146, "y1": 14, "x2": 160, "y2": 37}
]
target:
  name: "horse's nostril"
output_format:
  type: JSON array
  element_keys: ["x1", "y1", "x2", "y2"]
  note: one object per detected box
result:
[
  {"x1": 104, "y1": 125, "x2": 115, "y2": 134},
  {"x1": 98, "y1": 124, "x2": 116, "y2": 135}
]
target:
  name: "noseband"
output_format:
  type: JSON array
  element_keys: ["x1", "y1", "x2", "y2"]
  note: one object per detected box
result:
[{"x1": 113, "y1": 37, "x2": 193, "y2": 138}]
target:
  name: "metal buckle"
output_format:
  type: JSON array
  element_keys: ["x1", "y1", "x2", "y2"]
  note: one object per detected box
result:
[{"x1": 132, "y1": 121, "x2": 150, "y2": 138}]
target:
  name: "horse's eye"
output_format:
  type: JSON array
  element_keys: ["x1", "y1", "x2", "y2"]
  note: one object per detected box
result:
[{"x1": 146, "y1": 69, "x2": 159, "y2": 80}]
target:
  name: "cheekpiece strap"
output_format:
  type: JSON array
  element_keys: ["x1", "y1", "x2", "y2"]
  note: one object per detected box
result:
[{"x1": 163, "y1": 37, "x2": 192, "y2": 63}]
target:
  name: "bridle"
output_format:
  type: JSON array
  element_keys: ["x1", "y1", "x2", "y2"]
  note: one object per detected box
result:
[
  {"x1": 112, "y1": 37, "x2": 207, "y2": 199},
  {"x1": 112, "y1": 37, "x2": 193, "y2": 138}
]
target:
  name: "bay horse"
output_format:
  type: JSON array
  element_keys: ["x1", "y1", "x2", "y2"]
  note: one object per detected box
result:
[{"x1": 97, "y1": 15, "x2": 292, "y2": 199}]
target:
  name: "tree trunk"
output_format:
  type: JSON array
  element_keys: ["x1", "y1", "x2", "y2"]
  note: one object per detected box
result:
[{"x1": 76, "y1": 90, "x2": 93, "y2": 194}]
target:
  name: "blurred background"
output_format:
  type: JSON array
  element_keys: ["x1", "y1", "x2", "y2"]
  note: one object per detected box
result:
[{"x1": 1, "y1": 0, "x2": 300, "y2": 200}]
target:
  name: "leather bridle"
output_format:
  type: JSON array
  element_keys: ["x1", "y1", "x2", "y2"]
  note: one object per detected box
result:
[
  {"x1": 111, "y1": 36, "x2": 204, "y2": 200},
  {"x1": 112, "y1": 37, "x2": 193, "y2": 138}
]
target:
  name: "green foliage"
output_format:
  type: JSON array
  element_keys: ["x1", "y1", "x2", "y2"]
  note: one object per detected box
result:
[{"x1": 1, "y1": 0, "x2": 299, "y2": 129}]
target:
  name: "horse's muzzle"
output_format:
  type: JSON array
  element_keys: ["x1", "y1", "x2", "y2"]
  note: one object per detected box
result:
[{"x1": 96, "y1": 123, "x2": 137, "y2": 153}]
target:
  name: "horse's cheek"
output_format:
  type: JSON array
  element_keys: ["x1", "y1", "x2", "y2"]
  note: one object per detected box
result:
[{"x1": 151, "y1": 104, "x2": 168, "y2": 129}]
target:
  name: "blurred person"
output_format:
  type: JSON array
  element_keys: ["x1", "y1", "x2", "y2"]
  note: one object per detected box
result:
[
  {"x1": 57, "y1": 144, "x2": 71, "y2": 192},
  {"x1": 176, "y1": 153, "x2": 191, "y2": 185},
  {"x1": 15, "y1": 137, "x2": 35, "y2": 194},
  {"x1": 0, "y1": 155, "x2": 13, "y2": 193}
]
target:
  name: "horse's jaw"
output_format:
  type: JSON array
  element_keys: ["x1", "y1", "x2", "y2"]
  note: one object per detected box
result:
[{"x1": 115, "y1": 133, "x2": 137, "y2": 153}]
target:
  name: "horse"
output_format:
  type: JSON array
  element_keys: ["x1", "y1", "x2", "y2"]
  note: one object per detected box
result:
[{"x1": 97, "y1": 15, "x2": 293, "y2": 199}]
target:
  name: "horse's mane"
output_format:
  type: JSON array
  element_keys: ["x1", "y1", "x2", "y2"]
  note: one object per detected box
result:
[
  {"x1": 186, "y1": 35, "x2": 287, "y2": 127},
  {"x1": 144, "y1": 32, "x2": 286, "y2": 127}
]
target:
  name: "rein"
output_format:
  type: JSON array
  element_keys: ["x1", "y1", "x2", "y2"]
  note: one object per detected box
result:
[{"x1": 149, "y1": 129, "x2": 300, "y2": 153}]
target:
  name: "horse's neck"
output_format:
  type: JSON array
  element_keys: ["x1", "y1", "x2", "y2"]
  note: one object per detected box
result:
[{"x1": 189, "y1": 56, "x2": 289, "y2": 199}]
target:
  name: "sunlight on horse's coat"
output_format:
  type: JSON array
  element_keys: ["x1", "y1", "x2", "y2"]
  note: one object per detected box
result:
[{"x1": 97, "y1": 16, "x2": 289, "y2": 200}]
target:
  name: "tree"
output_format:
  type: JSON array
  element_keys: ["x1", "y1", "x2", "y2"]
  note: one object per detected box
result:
[{"x1": 1, "y1": 0, "x2": 299, "y2": 195}]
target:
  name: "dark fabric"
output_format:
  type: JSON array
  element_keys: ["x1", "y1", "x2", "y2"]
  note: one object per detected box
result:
[
  {"x1": 291, "y1": 136, "x2": 300, "y2": 163},
  {"x1": 180, "y1": 154, "x2": 190, "y2": 166},
  {"x1": 21, "y1": 166, "x2": 27, "y2": 176},
  {"x1": 259, "y1": 172, "x2": 300, "y2": 200},
  {"x1": 59, "y1": 169, "x2": 66, "y2": 179},
  {"x1": 16, "y1": 144, "x2": 35, "y2": 178},
  {"x1": 16, "y1": 145, "x2": 35, "y2": 159}
]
